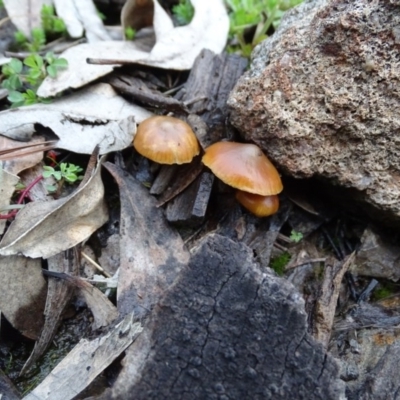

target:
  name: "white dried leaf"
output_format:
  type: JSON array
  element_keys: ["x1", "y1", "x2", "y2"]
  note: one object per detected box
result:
[
  {"x1": 3, "y1": 0, "x2": 52, "y2": 37},
  {"x1": 53, "y1": 0, "x2": 83, "y2": 38},
  {"x1": 0, "y1": 83, "x2": 152, "y2": 155},
  {"x1": 37, "y1": 0, "x2": 229, "y2": 97},
  {"x1": 0, "y1": 158, "x2": 108, "y2": 258},
  {"x1": 37, "y1": 41, "x2": 152, "y2": 97}
]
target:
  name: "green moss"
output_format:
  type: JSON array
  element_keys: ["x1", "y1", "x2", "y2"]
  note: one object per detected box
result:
[
  {"x1": 373, "y1": 284, "x2": 397, "y2": 301},
  {"x1": 270, "y1": 252, "x2": 291, "y2": 276}
]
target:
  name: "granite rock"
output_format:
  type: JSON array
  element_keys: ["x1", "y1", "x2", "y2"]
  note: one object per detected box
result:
[{"x1": 228, "y1": 0, "x2": 400, "y2": 220}]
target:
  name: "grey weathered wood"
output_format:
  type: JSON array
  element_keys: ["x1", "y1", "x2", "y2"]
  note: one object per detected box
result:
[
  {"x1": 150, "y1": 165, "x2": 177, "y2": 195},
  {"x1": 161, "y1": 50, "x2": 247, "y2": 225},
  {"x1": 95, "y1": 234, "x2": 345, "y2": 400},
  {"x1": 23, "y1": 314, "x2": 142, "y2": 400},
  {"x1": 165, "y1": 171, "x2": 214, "y2": 226},
  {"x1": 108, "y1": 75, "x2": 188, "y2": 113}
]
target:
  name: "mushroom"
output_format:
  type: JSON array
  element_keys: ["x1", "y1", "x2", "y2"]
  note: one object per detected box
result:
[
  {"x1": 202, "y1": 142, "x2": 283, "y2": 217},
  {"x1": 133, "y1": 115, "x2": 200, "y2": 165},
  {"x1": 235, "y1": 191, "x2": 279, "y2": 218}
]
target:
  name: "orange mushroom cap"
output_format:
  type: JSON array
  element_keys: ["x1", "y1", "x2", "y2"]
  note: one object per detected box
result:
[
  {"x1": 235, "y1": 191, "x2": 279, "y2": 217},
  {"x1": 133, "y1": 116, "x2": 200, "y2": 164},
  {"x1": 202, "y1": 142, "x2": 283, "y2": 196}
]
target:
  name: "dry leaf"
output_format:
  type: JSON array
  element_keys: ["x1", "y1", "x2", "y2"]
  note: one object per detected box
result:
[
  {"x1": 104, "y1": 162, "x2": 190, "y2": 318},
  {"x1": 0, "y1": 157, "x2": 108, "y2": 258},
  {"x1": 0, "y1": 83, "x2": 152, "y2": 155},
  {"x1": 53, "y1": 0, "x2": 84, "y2": 38},
  {"x1": 0, "y1": 168, "x2": 19, "y2": 235},
  {"x1": 77, "y1": 279, "x2": 118, "y2": 329},
  {"x1": 22, "y1": 313, "x2": 142, "y2": 400},
  {"x1": 121, "y1": 0, "x2": 154, "y2": 33},
  {"x1": 3, "y1": 0, "x2": 51, "y2": 37},
  {"x1": 0, "y1": 136, "x2": 46, "y2": 175},
  {"x1": 21, "y1": 250, "x2": 79, "y2": 376},
  {"x1": 37, "y1": 0, "x2": 229, "y2": 97},
  {"x1": 53, "y1": 0, "x2": 111, "y2": 42},
  {"x1": 0, "y1": 255, "x2": 47, "y2": 339}
]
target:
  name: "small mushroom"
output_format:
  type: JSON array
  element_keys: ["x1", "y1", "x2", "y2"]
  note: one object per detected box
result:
[
  {"x1": 235, "y1": 191, "x2": 279, "y2": 218},
  {"x1": 133, "y1": 116, "x2": 200, "y2": 165},
  {"x1": 202, "y1": 142, "x2": 283, "y2": 217}
]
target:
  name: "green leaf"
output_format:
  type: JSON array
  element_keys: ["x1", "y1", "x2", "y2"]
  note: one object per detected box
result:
[
  {"x1": 7, "y1": 91, "x2": 25, "y2": 104},
  {"x1": 290, "y1": 230, "x2": 303, "y2": 243},
  {"x1": 14, "y1": 31, "x2": 27, "y2": 45},
  {"x1": 52, "y1": 57, "x2": 68, "y2": 69},
  {"x1": 124, "y1": 27, "x2": 136, "y2": 40},
  {"x1": 46, "y1": 65, "x2": 57, "y2": 78},
  {"x1": 2, "y1": 75, "x2": 23, "y2": 91},
  {"x1": 53, "y1": 18, "x2": 66, "y2": 33},
  {"x1": 172, "y1": 0, "x2": 194, "y2": 25},
  {"x1": 45, "y1": 52, "x2": 55, "y2": 64},
  {"x1": 9, "y1": 58, "x2": 23, "y2": 74}
]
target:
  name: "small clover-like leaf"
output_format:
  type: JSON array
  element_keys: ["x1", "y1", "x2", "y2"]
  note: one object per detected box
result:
[
  {"x1": 46, "y1": 65, "x2": 57, "y2": 78},
  {"x1": 7, "y1": 91, "x2": 25, "y2": 104}
]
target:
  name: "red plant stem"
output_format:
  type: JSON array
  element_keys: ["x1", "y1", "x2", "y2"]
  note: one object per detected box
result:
[{"x1": 0, "y1": 175, "x2": 43, "y2": 219}]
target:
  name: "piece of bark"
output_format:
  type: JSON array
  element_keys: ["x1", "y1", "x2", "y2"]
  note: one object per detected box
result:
[
  {"x1": 176, "y1": 49, "x2": 247, "y2": 120},
  {"x1": 314, "y1": 252, "x2": 355, "y2": 348},
  {"x1": 20, "y1": 250, "x2": 78, "y2": 376},
  {"x1": 152, "y1": 50, "x2": 247, "y2": 225},
  {"x1": 96, "y1": 234, "x2": 345, "y2": 400},
  {"x1": 165, "y1": 171, "x2": 214, "y2": 226},
  {"x1": 103, "y1": 162, "x2": 190, "y2": 318},
  {"x1": 216, "y1": 197, "x2": 292, "y2": 267},
  {"x1": 149, "y1": 165, "x2": 177, "y2": 195},
  {"x1": 0, "y1": 368, "x2": 21, "y2": 400},
  {"x1": 22, "y1": 313, "x2": 142, "y2": 400},
  {"x1": 156, "y1": 155, "x2": 204, "y2": 207},
  {"x1": 107, "y1": 75, "x2": 187, "y2": 113}
]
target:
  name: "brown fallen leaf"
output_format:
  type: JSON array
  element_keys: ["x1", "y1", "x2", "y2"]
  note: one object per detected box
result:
[
  {"x1": 0, "y1": 255, "x2": 47, "y2": 339},
  {"x1": 103, "y1": 162, "x2": 190, "y2": 317},
  {"x1": 20, "y1": 250, "x2": 79, "y2": 376},
  {"x1": 0, "y1": 154, "x2": 108, "y2": 258}
]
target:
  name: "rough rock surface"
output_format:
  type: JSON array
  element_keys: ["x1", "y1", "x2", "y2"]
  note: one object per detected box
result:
[
  {"x1": 228, "y1": 0, "x2": 400, "y2": 221},
  {"x1": 100, "y1": 234, "x2": 345, "y2": 400}
]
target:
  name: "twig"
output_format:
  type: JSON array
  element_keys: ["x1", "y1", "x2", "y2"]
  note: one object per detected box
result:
[
  {"x1": 285, "y1": 257, "x2": 326, "y2": 271},
  {"x1": 81, "y1": 251, "x2": 111, "y2": 278}
]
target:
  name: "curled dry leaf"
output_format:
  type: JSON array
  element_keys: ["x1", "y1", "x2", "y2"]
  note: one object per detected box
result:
[
  {"x1": 0, "y1": 255, "x2": 47, "y2": 339},
  {"x1": 0, "y1": 156, "x2": 108, "y2": 259},
  {"x1": 0, "y1": 83, "x2": 152, "y2": 155},
  {"x1": 3, "y1": 0, "x2": 51, "y2": 38},
  {"x1": 37, "y1": 0, "x2": 229, "y2": 97},
  {"x1": 121, "y1": 0, "x2": 154, "y2": 33}
]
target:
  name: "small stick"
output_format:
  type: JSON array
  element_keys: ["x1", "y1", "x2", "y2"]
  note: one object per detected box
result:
[
  {"x1": 86, "y1": 58, "x2": 129, "y2": 65},
  {"x1": 285, "y1": 258, "x2": 326, "y2": 271},
  {"x1": 81, "y1": 251, "x2": 111, "y2": 278}
]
